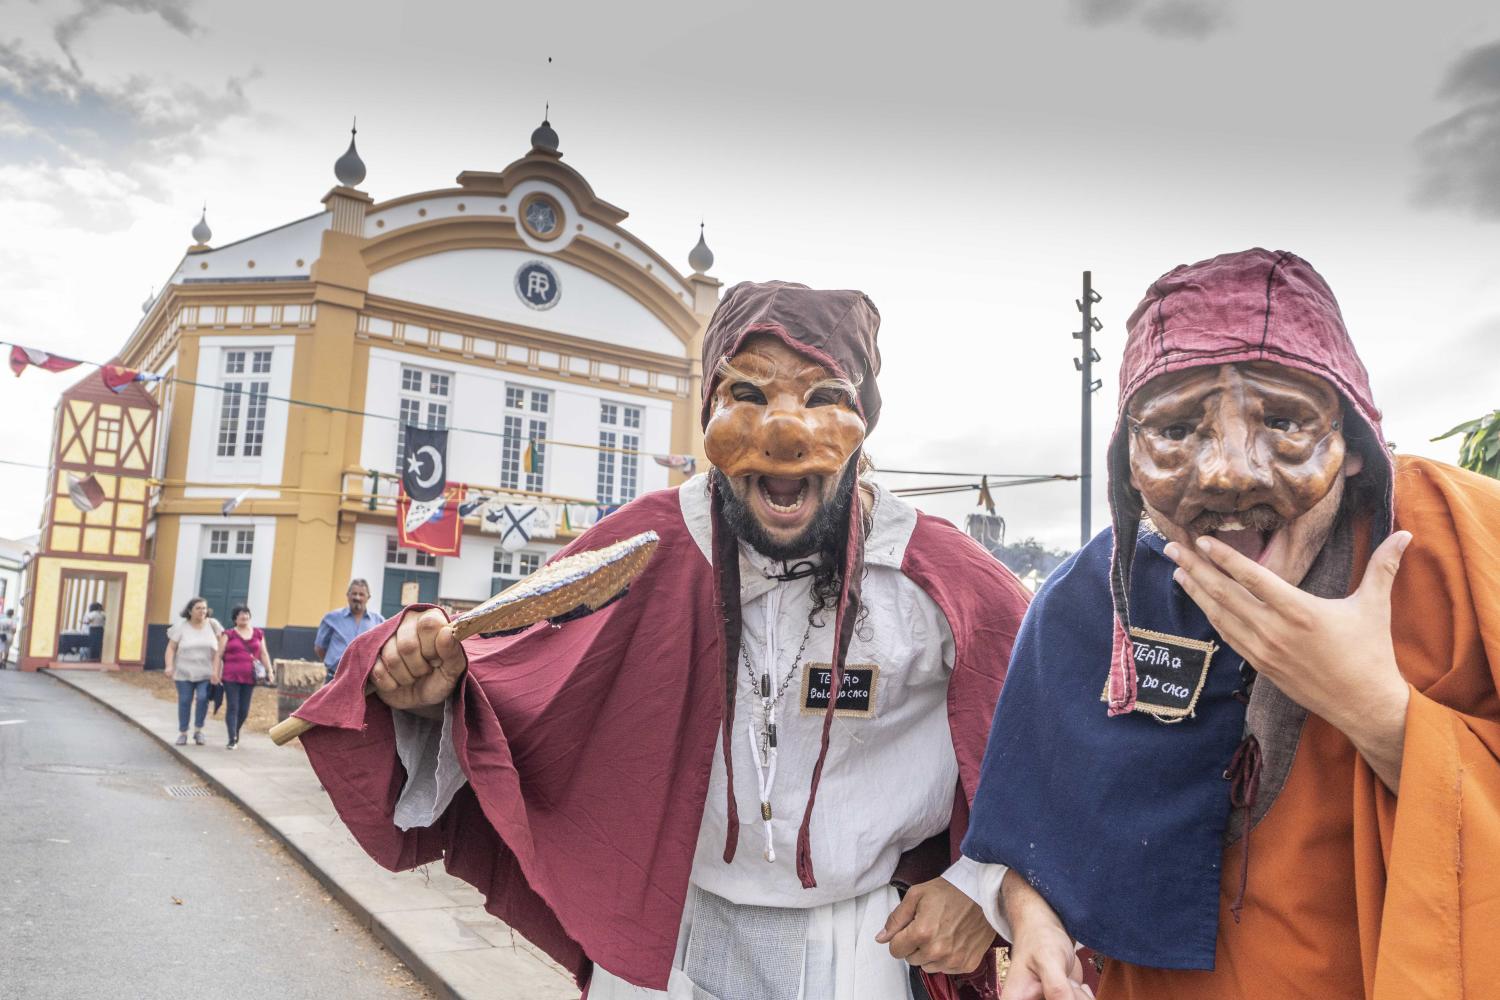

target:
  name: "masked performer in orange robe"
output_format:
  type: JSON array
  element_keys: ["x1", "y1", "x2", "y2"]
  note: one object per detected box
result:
[
  {"x1": 296, "y1": 281, "x2": 1030, "y2": 999},
  {"x1": 961, "y1": 249, "x2": 1500, "y2": 1000}
]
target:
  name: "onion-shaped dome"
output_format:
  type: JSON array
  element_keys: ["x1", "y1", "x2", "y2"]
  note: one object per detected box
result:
[
  {"x1": 191, "y1": 207, "x2": 212, "y2": 245},
  {"x1": 334, "y1": 120, "x2": 366, "y2": 187},
  {"x1": 688, "y1": 223, "x2": 714, "y2": 274},
  {"x1": 531, "y1": 115, "x2": 560, "y2": 153}
]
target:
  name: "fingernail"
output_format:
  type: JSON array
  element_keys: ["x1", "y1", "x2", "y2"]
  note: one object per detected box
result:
[
  {"x1": 1397, "y1": 531, "x2": 1412, "y2": 552},
  {"x1": 1163, "y1": 542, "x2": 1179, "y2": 561},
  {"x1": 1195, "y1": 537, "x2": 1211, "y2": 552},
  {"x1": 1173, "y1": 568, "x2": 1185, "y2": 584}
]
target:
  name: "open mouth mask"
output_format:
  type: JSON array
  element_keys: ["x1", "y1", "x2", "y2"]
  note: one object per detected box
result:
[
  {"x1": 1126, "y1": 361, "x2": 1348, "y2": 565},
  {"x1": 703, "y1": 335, "x2": 866, "y2": 488}
]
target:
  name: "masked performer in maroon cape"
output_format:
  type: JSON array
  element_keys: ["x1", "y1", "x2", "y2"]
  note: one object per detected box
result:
[
  {"x1": 294, "y1": 281, "x2": 1032, "y2": 999},
  {"x1": 962, "y1": 249, "x2": 1500, "y2": 1000}
]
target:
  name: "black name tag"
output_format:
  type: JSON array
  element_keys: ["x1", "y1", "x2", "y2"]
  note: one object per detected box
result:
[
  {"x1": 800, "y1": 663, "x2": 880, "y2": 718},
  {"x1": 1102, "y1": 628, "x2": 1217, "y2": 722}
]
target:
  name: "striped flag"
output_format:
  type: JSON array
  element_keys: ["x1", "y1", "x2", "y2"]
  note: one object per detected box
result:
[
  {"x1": 10, "y1": 345, "x2": 83, "y2": 377},
  {"x1": 101, "y1": 365, "x2": 162, "y2": 394}
]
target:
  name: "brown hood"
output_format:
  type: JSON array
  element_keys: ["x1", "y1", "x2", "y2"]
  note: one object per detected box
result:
[{"x1": 699, "y1": 280, "x2": 883, "y2": 433}]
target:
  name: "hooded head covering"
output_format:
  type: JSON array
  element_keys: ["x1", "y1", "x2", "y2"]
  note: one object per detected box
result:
[
  {"x1": 699, "y1": 279, "x2": 881, "y2": 887},
  {"x1": 1104, "y1": 248, "x2": 1394, "y2": 713},
  {"x1": 699, "y1": 280, "x2": 882, "y2": 431}
]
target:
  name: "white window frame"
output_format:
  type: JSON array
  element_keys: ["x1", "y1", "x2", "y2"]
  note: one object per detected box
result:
[
  {"x1": 386, "y1": 535, "x2": 437, "y2": 569},
  {"x1": 395, "y1": 364, "x2": 451, "y2": 473},
  {"x1": 499, "y1": 385, "x2": 549, "y2": 493},
  {"x1": 596, "y1": 400, "x2": 642, "y2": 504},
  {"x1": 492, "y1": 549, "x2": 543, "y2": 591},
  {"x1": 216, "y1": 349, "x2": 272, "y2": 459}
]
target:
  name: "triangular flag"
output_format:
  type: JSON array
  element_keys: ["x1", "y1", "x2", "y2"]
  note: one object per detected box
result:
[
  {"x1": 67, "y1": 474, "x2": 107, "y2": 513},
  {"x1": 101, "y1": 365, "x2": 161, "y2": 394},
  {"x1": 221, "y1": 487, "x2": 253, "y2": 516},
  {"x1": 977, "y1": 475, "x2": 996, "y2": 516},
  {"x1": 10, "y1": 345, "x2": 83, "y2": 377}
]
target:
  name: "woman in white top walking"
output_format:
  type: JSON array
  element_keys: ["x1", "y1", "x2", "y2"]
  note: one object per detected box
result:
[{"x1": 165, "y1": 597, "x2": 223, "y2": 746}]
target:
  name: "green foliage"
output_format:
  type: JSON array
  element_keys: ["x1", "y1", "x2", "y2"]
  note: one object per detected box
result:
[
  {"x1": 1432, "y1": 410, "x2": 1500, "y2": 479},
  {"x1": 991, "y1": 536, "x2": 1073, "y2": 580}
]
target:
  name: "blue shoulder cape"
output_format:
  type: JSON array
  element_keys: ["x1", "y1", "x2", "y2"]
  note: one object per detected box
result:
[{"x1": 961, "y1": 527, "x2": 1248, "y2": 970}]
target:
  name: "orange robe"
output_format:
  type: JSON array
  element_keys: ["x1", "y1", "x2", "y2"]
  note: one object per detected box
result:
[{"x1": 1101, "y1": 456, "x2": 1500, "y2": 1000}]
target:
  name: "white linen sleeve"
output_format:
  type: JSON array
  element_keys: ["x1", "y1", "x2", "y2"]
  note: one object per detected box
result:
[
  {"x1": 939, "y1": 853, "x2": 990, "y2": 909},
  {"x1": 391, "y1": 699, "x2": 468, "y2": 831},
  {"x1": 974, "y1": 861, "x2": 1014, "y2": 942}
]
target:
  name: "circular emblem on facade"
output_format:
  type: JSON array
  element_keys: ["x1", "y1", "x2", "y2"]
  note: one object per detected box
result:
[
  {"x1": 515, "y1": 260, "x2": 561, "y2": 310},
  {"x1": 519, "y1": 192, "x2": 563, "y2": 241}
]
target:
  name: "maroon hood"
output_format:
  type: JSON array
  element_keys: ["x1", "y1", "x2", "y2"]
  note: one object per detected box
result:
[
  {"x1": 699, "y1": 280, "x2": 883, "y2": 433},
  {"x1": 1103, "y1": 248, "x2": 1395, "y2": 714}
]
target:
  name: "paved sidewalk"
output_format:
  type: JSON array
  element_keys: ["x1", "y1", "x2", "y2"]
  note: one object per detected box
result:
[{"x1": 47, "y1": 669, "x2": 577, "y2": 1000}]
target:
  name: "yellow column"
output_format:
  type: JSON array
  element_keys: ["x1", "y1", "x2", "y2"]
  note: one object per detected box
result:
[{"x1": 277, "y1": 208, "x2": 371, "y2": 626}]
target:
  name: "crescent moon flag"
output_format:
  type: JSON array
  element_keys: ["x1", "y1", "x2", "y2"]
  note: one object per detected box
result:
[
  {"x1": 401, "y1": 425, "x2": 448, "y2": 502},
  {"x1": 10, "y1": 344, "x2": 83, "y2": 377}
]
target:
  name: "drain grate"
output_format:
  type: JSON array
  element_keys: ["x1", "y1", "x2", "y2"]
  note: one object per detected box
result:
[{"x1": 164, "y1": 784, "x2": 215, "y2": 798}]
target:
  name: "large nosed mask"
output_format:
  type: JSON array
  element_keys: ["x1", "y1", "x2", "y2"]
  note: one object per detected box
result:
[{"x1": 702, "y1": 337, "x2": 867, "y2": 480}]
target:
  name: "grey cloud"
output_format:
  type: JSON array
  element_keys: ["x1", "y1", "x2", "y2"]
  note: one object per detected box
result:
[
  {"x1": 54, "y1": 0, "x2": 200, "y2": 74},
  {"x1": 1414, "y1": 41, "x2": 1500, "y2": 220},
  {"x1": 0, "y1": 18, "x2": 250, "y2": 230},
  {"x1": 1071, "y1": 0, "x2": 1230, "y2": 39}
]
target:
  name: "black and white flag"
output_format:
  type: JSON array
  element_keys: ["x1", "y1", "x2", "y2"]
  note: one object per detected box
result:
[{"x1": 401, "y1": 425, "x2": 448, "y2": 502}]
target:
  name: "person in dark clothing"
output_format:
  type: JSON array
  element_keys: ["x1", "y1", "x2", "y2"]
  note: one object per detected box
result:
[{"x1": 213, "y1": 606, "x2": 273, "y2": 749}]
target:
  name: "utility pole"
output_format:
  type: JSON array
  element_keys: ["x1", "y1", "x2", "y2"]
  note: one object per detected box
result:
[{"x1": 1073, "y1": 271, "x2": 1103, "y2": 547}]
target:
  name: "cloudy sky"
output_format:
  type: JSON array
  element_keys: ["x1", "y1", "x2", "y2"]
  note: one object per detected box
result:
[{"x1": 1, "y1": 0, "x2": 1496, "y2": 550}]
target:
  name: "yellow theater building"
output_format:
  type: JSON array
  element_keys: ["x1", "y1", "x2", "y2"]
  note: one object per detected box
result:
[{"x1": 20, "y1": 118, "x2": 721, "y2": 669}]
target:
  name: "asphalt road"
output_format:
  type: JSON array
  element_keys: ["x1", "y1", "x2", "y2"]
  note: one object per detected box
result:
[{"x1": 0, "y1": 670, "x2": 434, "y2": 1000}]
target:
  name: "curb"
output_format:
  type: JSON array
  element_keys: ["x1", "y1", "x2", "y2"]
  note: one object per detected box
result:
[{"x1": 44, "y1": 669, "x2": 471, "y2": 1000}]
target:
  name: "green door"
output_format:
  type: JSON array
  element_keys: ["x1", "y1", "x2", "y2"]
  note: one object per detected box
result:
[
  {"x1": 381, "y1": 568, "x2": 439, "y2": 618},
  {"x1": 199, "y1": 560, "x2": 251, "y2": 621}
]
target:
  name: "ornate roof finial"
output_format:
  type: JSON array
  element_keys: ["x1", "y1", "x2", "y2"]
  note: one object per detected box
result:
[
  {"x1": 334, "y1": 117, "x2": 367, "y2": 187},
  {"x1": 530, "y1": 104, "x2": 560, "y2": 153},
  {"x1": 191, "y1": 204, "x2": 212, "y2": 246},
  {"x1": 688, "y1": 221, "x2": 714, "y2": 274}
]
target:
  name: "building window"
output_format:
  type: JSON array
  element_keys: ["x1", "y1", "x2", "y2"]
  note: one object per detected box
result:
[
  {"x1": 499, "y1": 385, "x2": 548, "y2": 492},
  {"x1": 492, "y1": 549, "x2": 542, "y2": 592},
  {"x1": 210, "y1": 527, "x2": 254, "y2": 556},
  {"x1": 94, "y1": 416, "x2": 121, "y2": 454},
  {"x1": 217, "y1": 349, "x2": 271, "y2": 458},
  {"x1": 387, "y1": 535, "x2": 436, "y2": 569},
  {"x1": 396, "y1": 365, "x2": 451, "y2": 472},
  {"x1": 597, "y1": 401, "x2": 642, "y2": 504}
]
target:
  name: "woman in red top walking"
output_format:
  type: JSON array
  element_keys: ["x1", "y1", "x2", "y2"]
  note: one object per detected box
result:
[{"x1": 213, "y1": 606, "x2": 274, "y2": 749}]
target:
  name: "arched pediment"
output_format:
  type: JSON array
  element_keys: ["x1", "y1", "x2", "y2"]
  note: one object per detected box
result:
[{"x1": 360, "y1": 217, "x2": 698, "y2": 353}]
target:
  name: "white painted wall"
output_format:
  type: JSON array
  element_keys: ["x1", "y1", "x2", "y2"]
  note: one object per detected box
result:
[
  {"x1": 367, "y1": 248, "x2": 686, "y2": 358},
  {"x1": 360, "y1": 346, "x2": 675, "y2": 503},
  {"x1": 168, "y1": 515, "x2": 276, "y2": 625},
  {"x1": 169, "y1": 212, "x2": 329, "y2": 284},
  {"x1": 184, "y1": 334, "x2": 297, "y2": 498}
]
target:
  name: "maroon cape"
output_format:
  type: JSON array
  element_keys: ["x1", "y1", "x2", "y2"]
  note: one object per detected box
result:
[{"x1": 295, "y1": 486, "x2": 1029, "y2": 993}]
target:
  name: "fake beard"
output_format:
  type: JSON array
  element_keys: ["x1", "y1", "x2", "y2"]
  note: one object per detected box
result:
[{"x1": 712, "y1": 462, "x2": 857, "y2": 563}]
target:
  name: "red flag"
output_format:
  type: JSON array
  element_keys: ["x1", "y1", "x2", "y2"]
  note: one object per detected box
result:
[
  {"x1": 102, "y1": 365, "x2": 139, "y2": 393},
  {"x1": 10, "y1": 345, "x2": 83, "y2": 377},
  {"x1": 396, "y1": 483, "x2": 464, "y2": 557},
  {"x1": 68, "y1": 474, "x2": 107, "y2": 513}
]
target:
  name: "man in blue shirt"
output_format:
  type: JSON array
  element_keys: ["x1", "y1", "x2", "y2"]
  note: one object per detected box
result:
[{"x1": 314, "y1": 579, "x2": 384, "y2": 682}]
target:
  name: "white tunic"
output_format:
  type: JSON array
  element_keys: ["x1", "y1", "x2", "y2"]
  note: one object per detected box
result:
[{"x1": 393, "y1": 476, "x2": 985, "y2": 999}]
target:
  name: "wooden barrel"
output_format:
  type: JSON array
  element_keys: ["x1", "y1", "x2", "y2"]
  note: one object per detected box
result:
[{"x1": 274, "y1": 659, "x2": 326, "y2": 724}]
